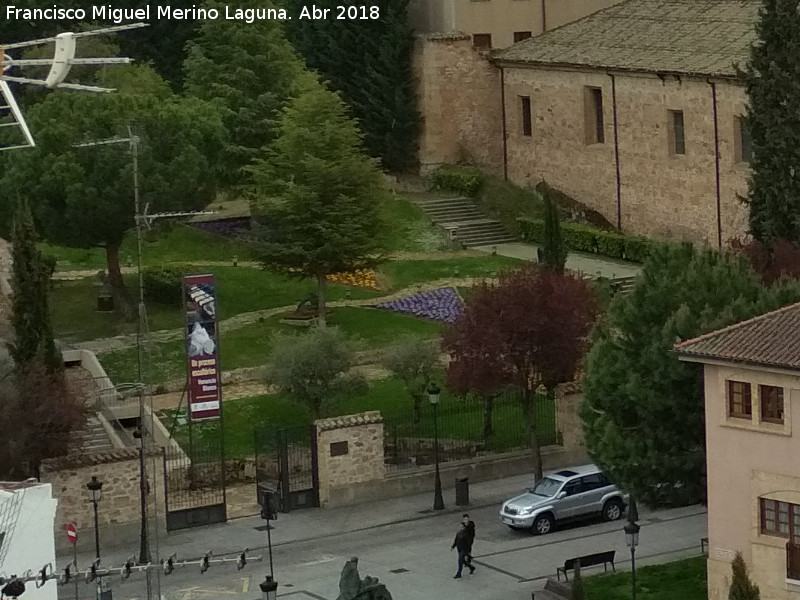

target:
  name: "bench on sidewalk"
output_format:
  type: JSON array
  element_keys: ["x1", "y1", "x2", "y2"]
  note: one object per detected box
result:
[{"x1": 556, "y1": 550, "x2": 616, "y2": 581}]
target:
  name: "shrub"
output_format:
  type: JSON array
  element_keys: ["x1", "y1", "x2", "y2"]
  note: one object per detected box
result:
[
  {"x1": 142, "y1": 266, "x2": 184, "y2": 305},
  {"x1": 595, "y1": 229, "x2": 626, "y2": 260},
  {"x1": 624, "y1": 236, "x2": 656, "y2": 262},
  {"x1": 562, "y1": 223, "x2": 598, "y2": 254},
  {"x1": 518, "y1": 218, "x2": 545, "y2": 243},
  {"x1": 432, "y1": 165, "x2": 484, "y2": 197}
]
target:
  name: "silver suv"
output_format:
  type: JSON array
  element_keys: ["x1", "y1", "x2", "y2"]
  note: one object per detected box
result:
[{"x1": 500, "y1": 464, "x2": 628, "y2": 535}]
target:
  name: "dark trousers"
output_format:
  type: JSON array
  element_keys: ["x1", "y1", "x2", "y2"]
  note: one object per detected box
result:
[{"x1": 456, "y1": 551, "x2": 468, "y2": 575}]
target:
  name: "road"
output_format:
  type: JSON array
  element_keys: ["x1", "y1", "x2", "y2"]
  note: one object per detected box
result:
[{"x1": 57, "y1": 502, "x2": 706, "y2": 600}]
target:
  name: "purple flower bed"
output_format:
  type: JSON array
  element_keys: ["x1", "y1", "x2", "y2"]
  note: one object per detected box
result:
[{"x1": 375, "y1": 287, "x2": 463, "y2": 323}]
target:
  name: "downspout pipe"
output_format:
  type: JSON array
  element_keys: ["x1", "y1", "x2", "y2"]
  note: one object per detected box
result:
[
  {"x1": 541, "y1": 0, "x2": 547, "y2": 32},
  {"x1": 709, "y1": 79, "x2": 722, "y2": 248},
  {"x1": 610, "y1": 73, "x2": 622, "y2": 230},
  {"x1": 501, "y1": 66, "x2": 508, "y2": 181}
]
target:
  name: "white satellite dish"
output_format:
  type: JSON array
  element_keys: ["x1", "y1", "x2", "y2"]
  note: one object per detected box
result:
[{"x1": 0, "y1": 23, "x2": 149, "y2": 151}]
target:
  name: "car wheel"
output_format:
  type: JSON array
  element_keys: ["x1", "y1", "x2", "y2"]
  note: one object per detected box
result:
[
  {"x1": 603, "y1": 498, "x2": 624, "y2": 521},
  {"x1": 532, "y1": 514, "x2": 554, "y2": 535}
]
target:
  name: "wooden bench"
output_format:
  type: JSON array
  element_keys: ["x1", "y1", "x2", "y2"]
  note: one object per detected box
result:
[
  {"x1": 701, "y1": 537, "x2": 709, "y2": 554},
  {"x1": 556, "y1": 550, "x2": 616, "y2": 581}
]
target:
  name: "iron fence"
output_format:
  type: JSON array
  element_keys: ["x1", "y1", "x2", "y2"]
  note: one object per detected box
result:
[{"x1": 382, "y1": 391, "x2": 557, "y2": 472}]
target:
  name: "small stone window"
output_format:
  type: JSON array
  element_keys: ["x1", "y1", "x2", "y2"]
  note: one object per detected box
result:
[
  {"x1": 668, "y1": 110, "x2": 685, "y2": 155},
  {"x1": 514, "y1": 31, "x2": 532, "y2": 43},
  {"x1": 760, "y1": 384, "x2": 784, "y2": 424},
  {"x1": 472, "y1": 34, "x2": 492, "y2": 49},
  {"x1": 520, "y1": 96, "x2": 532, "y2": 137},
  {"x1": 727, "y1": 380, "x2": 752, "y2": 419},
  {"x1": 330, "y1": 441, "x2": 349, "y2": 457},
  {"x1": 583, "y1": 87, "x2": 604, "y2": 145},
  {"x1": 735, "y1": 116, "x2": 752, "y2": 164}
]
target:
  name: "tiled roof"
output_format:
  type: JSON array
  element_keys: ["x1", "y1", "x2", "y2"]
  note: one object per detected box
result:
[
  {"x1": 674, "y1": 302, "x2": 800, "y2": 371},
  {"x1": 316, "y1": 411, "x2": 383, "y2": 431},
  {"x1": 493, "y1": 0, "x2": 759, "y2": 78}
]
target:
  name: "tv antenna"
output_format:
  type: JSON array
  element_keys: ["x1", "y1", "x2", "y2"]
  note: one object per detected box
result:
[{"x1": 0, "y1": 22, "x2": 148, "y2": 150}]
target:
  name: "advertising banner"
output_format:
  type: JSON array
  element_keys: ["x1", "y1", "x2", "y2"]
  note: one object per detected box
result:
[{"x1": 183, "y1": 273, "x2": 221, "y2": 420}]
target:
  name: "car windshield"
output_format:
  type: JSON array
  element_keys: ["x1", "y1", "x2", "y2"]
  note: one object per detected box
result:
[{"x1": 527, "y1": 477, "x2": 563, "y2": 497}]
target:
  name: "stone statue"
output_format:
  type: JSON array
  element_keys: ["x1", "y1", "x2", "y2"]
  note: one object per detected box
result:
[{"x1": 336, "y1": 557, "x2": 393, "y2": 600}]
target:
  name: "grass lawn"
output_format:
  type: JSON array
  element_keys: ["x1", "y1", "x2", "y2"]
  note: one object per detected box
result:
[
  {"x1": 41, "y1": 225, "x2": 257, "y2": 271},
  {"x1": 381, "y1": 195, "x2": 448, "y2": 253},
  {"x1": 584, "y1": 556, "x2": 707, "y2": 600},
  {"x1": 99, "y1": 306, "x2": 444, "y2": 385},
  {"x1": 381, "y1": 255, "x2": 524, "y2": 290},
  {"x1": 51, "y1": 266, "x2": 381, "y2": 341},
  {"x1": 160, "y1": 377, "x2": 555, "y2": 459}
]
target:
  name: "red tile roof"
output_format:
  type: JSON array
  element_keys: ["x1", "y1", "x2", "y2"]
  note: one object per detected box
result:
[{"x1": 674, "y1": 301, "x2": 800, "y2": 371}]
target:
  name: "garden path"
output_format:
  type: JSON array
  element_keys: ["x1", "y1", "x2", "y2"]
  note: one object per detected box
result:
[{"x1": 71, "y1": 277, "x2": 489, "y2": 354}]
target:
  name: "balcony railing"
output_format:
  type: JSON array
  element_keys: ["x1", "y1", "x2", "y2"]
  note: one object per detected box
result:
[{"x1": 786, "y1": 542, "x2": 800, "y2": 580}]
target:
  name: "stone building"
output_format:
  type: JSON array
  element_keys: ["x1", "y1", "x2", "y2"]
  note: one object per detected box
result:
[
  {"x1": 417, "y1": 0, "x2": 759, "y2": 246},
  {"x1": 408, "y1": 0, "x2": 623, "y2": 49}
]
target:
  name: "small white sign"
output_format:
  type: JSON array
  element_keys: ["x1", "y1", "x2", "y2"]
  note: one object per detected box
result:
[{"x1": 714, "y1": 548, "x2": 735, "y2": 560}]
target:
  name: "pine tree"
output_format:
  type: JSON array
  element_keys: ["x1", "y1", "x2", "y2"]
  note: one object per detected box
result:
[
  {"x1": 538, "y1": 195, "x2": 568, "y2": 273},
  {"x1": 581, "y1": 243, "x2": 800, "y2": 505},
  {"x1": 248, "y1": 81, "x2": 387, "y2": 325},
  {"x1": 8, "y1": 199, "x2": 60, "y2": 372},
  {"x1": 729, "y1": 552, "x2": 760, "y2": 600},
  {"x1": 744, "y1": 0, "x2": 800, "y2": 243},
  {"x1": 283, "y1": 0, "x2": 421, "y2": 172}
]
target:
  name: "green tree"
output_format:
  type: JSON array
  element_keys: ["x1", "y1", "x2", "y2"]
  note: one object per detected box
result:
[
  {"x1": 283, "y1": 0, "x2": 420, "y2": 172},
  {"x1": 744, "y1": 0, "x2": 800, "y2": 244},
  {"x1": 248, "y1": 82, "x2": 387, "y2": 325},
  {"x1": 267, "y1": 326, "x2": 365, "y2": 418},
  {"x1": 183, "y1": 0, "x2": 307, "y2": 188},
  {"x1": 537, "y1": 195, "x2": 568, "y2": 273},
  {"x1": 7, "y1": 199, "x2": 59, "y2": 371},
  {"x1": 0, "y1": 66, "x2": 225, "y2": 319},
  {"x1": 729, "y1": 551, "x2": 760, "y2": 600},
  {"x1": 383, "y1": 336, "x2": 440, "y2": 424},
  {"x1": 581, "y1": 243, "x2": 800, "y2": 506}
]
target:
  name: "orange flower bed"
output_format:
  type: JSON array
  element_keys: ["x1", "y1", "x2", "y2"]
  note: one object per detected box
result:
[{"x1": 327, "y1": 269, "x2": 380, "y2": 290}]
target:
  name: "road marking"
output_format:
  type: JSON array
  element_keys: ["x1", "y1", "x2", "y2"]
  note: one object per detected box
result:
[
  {"x1": 241, "y1": 578, "x2": 249, "y2": 593},
  {"x1": 301, "y1": 554, "x2": 339, "y2": 566}
]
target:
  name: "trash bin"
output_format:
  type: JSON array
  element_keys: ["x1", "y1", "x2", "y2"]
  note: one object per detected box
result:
[
  {"x1": 97, "y1": 293, "x2": 114, "y2": 312},
  {"x1": 455, "y1": 477, "x2": 469, "y2": 506}
]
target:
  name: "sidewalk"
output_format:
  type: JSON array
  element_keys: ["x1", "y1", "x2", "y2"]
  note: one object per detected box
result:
[
  {"x1": 59, "y1": 472, "x2": 536, "y2": 567},
  {"x1": 475, "y1": 242, "x2": 642, "y2": 279}
]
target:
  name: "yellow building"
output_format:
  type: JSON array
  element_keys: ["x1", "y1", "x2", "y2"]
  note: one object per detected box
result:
[{"x1": 676, "y1": 303, "x2": 800, "y2": 599}]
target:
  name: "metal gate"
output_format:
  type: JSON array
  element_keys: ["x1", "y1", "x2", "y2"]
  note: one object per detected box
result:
[
  {"x1": 255, "y1": 425, "x2": 319, "y2": 512},
  {"x1": 162, "y1": 439, "x2": 227, "y2": 531}
]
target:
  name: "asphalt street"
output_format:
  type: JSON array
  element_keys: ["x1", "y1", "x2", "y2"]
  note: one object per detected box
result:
[{"x1": 57, "y1": 500, "x2": 706, "y2": 600}]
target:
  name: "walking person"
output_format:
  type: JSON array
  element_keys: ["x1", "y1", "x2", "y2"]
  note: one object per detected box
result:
[
  {"x1": 462, "y1": 513, "x2": 476, "y2": 570},
  {"x1": 451, "y1": 515, "x2": 476, "y2": 578}
]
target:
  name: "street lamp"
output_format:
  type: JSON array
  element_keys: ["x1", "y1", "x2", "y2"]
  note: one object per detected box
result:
[
  {"x1": 86, "y1": 476, "x2": 103, "y2": 560},
  {"x1": 259, "y1": 575, "x2": 278, "y2": 600},
  {"x1": 427, "y1": 382, "x2": 444, "y2": 511},
  {"x1": 624, "y1": 496, "x2": 641, "y2": 600}
]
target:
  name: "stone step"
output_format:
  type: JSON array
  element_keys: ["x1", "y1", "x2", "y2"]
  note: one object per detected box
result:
[
  {"x1": 426, "y1": 209, "x2": 484, "y2": 220},
  {"x1": 438, "y1": 218, "x2": 499, "y2": 227}
]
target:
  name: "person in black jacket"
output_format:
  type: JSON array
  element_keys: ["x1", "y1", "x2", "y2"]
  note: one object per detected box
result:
[{"x1": 451, "y1": 515, "x2": 476, "y2": 578}]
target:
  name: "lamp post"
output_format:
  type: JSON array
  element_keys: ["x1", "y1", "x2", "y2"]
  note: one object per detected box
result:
[
  {"x1": 427, "y1": 382, "x2": 445, "y2": 511},
  {"x1": 86, "y1": 476, "x2": 103, "y2": 560},
  {"x1": 259, "y1": 575, "x2": 278, "y2": 600},
  {"x1": 624, "y1": 496, "x2": 641, "y2": 600}
]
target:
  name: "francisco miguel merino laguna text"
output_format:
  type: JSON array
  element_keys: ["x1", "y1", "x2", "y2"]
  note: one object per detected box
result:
[{"x1": 5, "y1": 5, "x2": 290, "y2": 23}]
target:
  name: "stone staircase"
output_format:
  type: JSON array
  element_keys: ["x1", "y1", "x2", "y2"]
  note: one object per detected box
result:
[
  {"x1": 414, "y1": 197, "x2": 516, "y2": 247},
  {"x1": 74, "y1": 415, "x2": 114, "y2": 453}
]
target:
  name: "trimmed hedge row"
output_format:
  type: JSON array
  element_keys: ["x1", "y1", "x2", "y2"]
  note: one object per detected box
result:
[
  {"x1": 142, "y1": 266, "x2": 184, "y2": 305},
  {"x1": 431, "y1": 165, "x2": 484, "y2": 197},
  {"x1": 517, "y1": 218, "x2": 662, "y2": 263}
]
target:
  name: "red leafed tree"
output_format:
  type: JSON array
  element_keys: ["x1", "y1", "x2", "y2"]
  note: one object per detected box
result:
[
  {"x1": 442, "y1": 264, "x2": 598, "y2": 479},
  {"x1": 0, "y1": 361, "x2": 87, "y2": 479},
  {"x1": 730, "y1": 237, "x2": 800, "y2": 284}
]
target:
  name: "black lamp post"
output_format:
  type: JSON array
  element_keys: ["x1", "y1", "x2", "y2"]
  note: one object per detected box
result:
[
  {"x1": 259, "y1": 575, "x2": 278, "y2": 600},
  {"x1": 624, "y1": 496, "x2": 641, "y2": 600},
  {"x1": 428, "y1": 382, "x2": 445, "y2": 511},
  {"x1": 86, "y1": 476, "x2": 103, "y2": 560}
]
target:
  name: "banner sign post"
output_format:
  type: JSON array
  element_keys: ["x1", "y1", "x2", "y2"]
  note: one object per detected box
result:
[{"x1": 184, "y1": 273, "x2": 221, "y2": 420}]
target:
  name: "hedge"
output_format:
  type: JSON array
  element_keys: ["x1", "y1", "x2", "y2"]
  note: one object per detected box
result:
[
  {"x1": 431, "y1": 165, "x2": 484, "y2": 197},
  {"x1": 518, "y1": 217, "x2": 662, "y2": 263}
]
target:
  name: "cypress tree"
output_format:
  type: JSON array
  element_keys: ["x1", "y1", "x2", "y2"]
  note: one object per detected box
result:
[
  {"x1": 729, "y1": 551, "x2": 760, "y2": 600},
  {"x1": 744, "y1": 0, "x2": 800, "y2": 243},
  {"x1": 538, "y1": 195, "x2": 568, "y2": 273},
  {"x1": 8, "y1": 199, "x2": 60, "y2": 372}
]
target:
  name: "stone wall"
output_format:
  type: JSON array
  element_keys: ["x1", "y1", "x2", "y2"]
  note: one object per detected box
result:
[
  {"x1": 414, "y1": 34, "x2": 503, "y2": 175},
  {"x1": 502, "y1": 67, "x2": 749, "y2": 245},
  {"x1": 315, "y1": 412, "x2": 386, "y2": 507},
  {"x1": 40, "y1": 448, "x2": 165, "y2": 552}
]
